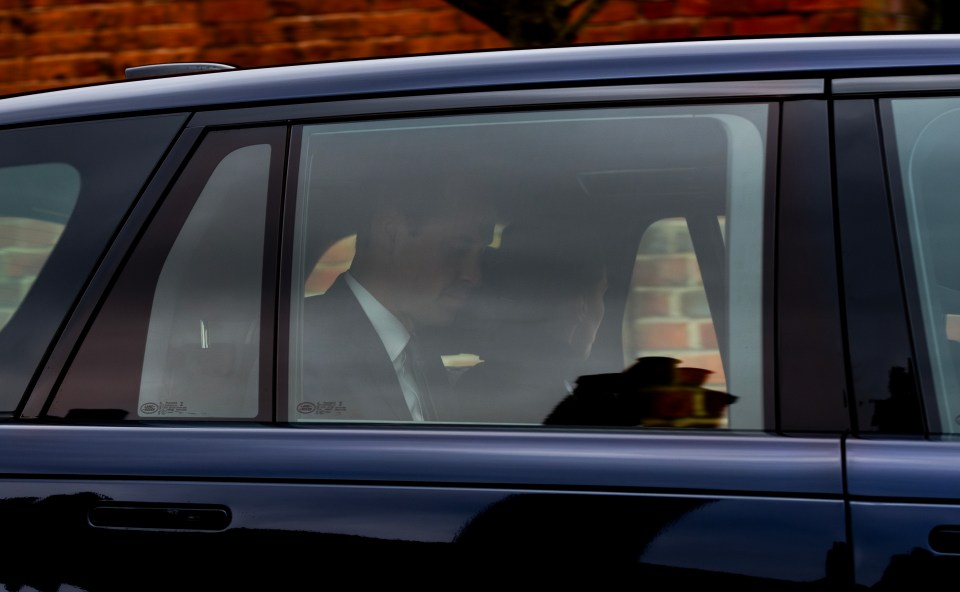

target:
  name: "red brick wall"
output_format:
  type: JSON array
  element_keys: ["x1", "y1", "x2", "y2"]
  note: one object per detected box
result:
[{"x1": 0, "y1": 0, "x2": 927, "y2": 96}]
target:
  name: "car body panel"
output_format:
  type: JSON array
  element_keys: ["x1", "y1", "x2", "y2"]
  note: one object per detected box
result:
[
  {"x1": 0, "y1": 425, "x2": 841, "y2": 490},
  {"x1": 0, "y1": 425, "x2": 845, "y2": 586},
  {"x1": 0, "y1": 35, "x2": 958, "y2": 127},
  {"x1": 848, "y1": 439, "x2": 960, "y2": 588}
]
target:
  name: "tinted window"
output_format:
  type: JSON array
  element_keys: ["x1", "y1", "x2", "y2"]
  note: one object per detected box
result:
[
  {"x1": 887, "y1": 97, "x2": 960, "y2": 434},
  {"x1": 0, "y1": 163, "x2": 79, "y2": 330},
  {"x1": 0, "y1": 115, "x2": 186, "y2": 412},
  {"x1": 288, "y1": 105, "x2": 772, "y2": 428},
  {"x1": 48, "y1": 128, "x2": 284, "y2": 421},
  {"x1": 624, "y1": 217, "x2": 727, "y2": 391}
]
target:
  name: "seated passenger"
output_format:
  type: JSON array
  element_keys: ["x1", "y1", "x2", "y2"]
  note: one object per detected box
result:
[
  {"x1": 298, "y1": 181, "x2": 497, "y2": 422},
  {"x1": 449, "y1": 221, "x2": 608, "y2": 423}
]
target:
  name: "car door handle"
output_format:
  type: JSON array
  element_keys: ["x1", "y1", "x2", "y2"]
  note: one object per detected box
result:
[
  {"x1": 929, "y1": 526, "x2": 960, "y2": 554},
  {"x1": 88, "y1": 504, "x2": 231, "y2": 531}
]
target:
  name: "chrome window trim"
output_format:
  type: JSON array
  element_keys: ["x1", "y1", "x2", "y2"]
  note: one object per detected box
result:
[
  {"x1": 834, "y1": 74, "x2": 960, "y2": 95},
  {"x1": 190, "y1": 79, "x2": 824, "y2": 127}
]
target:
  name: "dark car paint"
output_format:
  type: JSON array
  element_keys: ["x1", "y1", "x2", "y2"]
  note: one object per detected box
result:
[
  {"x1": 0, "y1": 425, "x2": 845, "y2": 586},
  {"x1": 846, "y1": 439, "x2": 960, "y2": 589},
  {"x1": 1, "y1": 35, "x2": 959, "y2": 588},
  {"x1": 1, "y1": 34, "x2": 960, "y2": 127}
]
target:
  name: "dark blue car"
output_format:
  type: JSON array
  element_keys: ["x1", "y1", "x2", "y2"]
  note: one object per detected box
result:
[{"x1": 1, "y1": 33, "x2": 958, "y2": 589}]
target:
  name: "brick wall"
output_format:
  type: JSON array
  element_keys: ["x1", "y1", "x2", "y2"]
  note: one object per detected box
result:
[{"x1": 0, "y1": 0, "x2": 928, "y2": 96}]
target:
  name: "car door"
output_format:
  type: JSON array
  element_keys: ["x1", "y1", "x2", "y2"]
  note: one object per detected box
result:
[
  {"x1": 836, "y1": 77, "x2": 960, "y2": 589},
  {"x1": 7, "y1": 78, "x2": 849, "y2": 589}
]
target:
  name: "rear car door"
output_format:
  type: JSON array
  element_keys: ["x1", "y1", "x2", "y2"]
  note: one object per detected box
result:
[
  {"x1": 6, "y1": 76, "x2": 849, "y2": 588},
  {"x1": 837, "y1": 76, "x2": 960, "y2": 589}
]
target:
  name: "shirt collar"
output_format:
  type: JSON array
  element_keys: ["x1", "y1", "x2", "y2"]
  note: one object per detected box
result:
[{"x1": 344, "y1": 272, "x2": 410, "y2": 362}]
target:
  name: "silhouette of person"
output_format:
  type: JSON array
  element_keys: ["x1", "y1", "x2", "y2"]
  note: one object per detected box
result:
[
  {"x1": 448, "y1": 220, "x2": 608, "y2": 423},
  {"x1": 297, "y1": 180, "x2": 497, "y2": 422}
]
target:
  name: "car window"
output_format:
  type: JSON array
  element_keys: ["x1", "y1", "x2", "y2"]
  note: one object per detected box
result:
[
  {"x1": 288, "y1": 104, "x2": 772, "y2": 428},
  {"x1": 47, "y1": 127, "x2": 284, "y2": 421},
  {"x1": 0, "y1": 163, "x2": 79, "y2": 330},
  {"x1": 624, "y1": 217, "x2": 727, "y2": 395},
  {"x1": 0, "y1": 115, "x2": 186, "y2": 413},
  {"x1": 886, "y1": 97, "x2": 960, "y2": 434}
]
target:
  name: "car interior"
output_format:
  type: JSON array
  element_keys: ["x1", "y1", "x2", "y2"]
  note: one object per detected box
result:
[
  {"x1": 896, "y1": 101, "x2": 960, "y2": 434},
  {"x1": 292, "y1": 104, "x2": 770, "y2": 428}
]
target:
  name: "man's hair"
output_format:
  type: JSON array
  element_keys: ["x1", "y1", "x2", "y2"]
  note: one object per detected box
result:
[
  {"x1": 483, "y1": 220, "x2": 607, "y2": 311},
  {"x1": 348, "y1": 172, "x2": 495, "y2": 264},
  {"x1": 304, "y1": 125, "x2": 505, "y2": 266}
]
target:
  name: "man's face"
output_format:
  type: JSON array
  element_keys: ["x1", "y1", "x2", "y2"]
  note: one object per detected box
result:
[{"x1": 389, "y1": 199, "x2": 495, "y2": 329}]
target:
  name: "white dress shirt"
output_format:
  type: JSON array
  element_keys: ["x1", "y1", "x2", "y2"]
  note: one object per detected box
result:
[{"x1": 344, "y1": 273, "x2": 425, "y2": 421}]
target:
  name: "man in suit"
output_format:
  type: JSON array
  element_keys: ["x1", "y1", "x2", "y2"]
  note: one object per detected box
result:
[{"x1": 297, "y1": 182, "x2": 497, "y2": 422}]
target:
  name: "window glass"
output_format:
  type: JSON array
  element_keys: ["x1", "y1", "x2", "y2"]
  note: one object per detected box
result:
[
  {"x1": 0, "y1": 163, "x2": 79, "y2": 330},
  {"x1": 888, "y1": 97, "x2": 960, "y2": 434},
  {"x1": 136, "y1": 145, "x2": 269, "y2": 418},
  {"x1": 0, "y1": 115, "x2": 185, "y2": 412},
  {"x1": 289, "y1": 105, "x2": 771, "y2": 428},
  {"x1": 49, "y1": 129, "x2": 280, "y2": 421},
  {"x1": 624, "y1": 217, "x2": 727, "y2": 390}
]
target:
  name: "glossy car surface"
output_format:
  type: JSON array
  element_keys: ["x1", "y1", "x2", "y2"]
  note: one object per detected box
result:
[{"x1": 2, "y1": 34, "x2": 960, "y2": 589}]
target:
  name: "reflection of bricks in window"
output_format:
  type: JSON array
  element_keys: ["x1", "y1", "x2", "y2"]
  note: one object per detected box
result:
[
  {"x1": 629, "y1": 288, "x2": 673, "y2": 317},
  {"x1": 631, "y1": 254, "x2": 699, "y2": 287},
  {"x1": 0, "y1": 247, "x2": 52, "y2": 279},
  {"x1": 679, "y1": 289, "x2": 710, "y2": 318},
  {"x1": 0, "y1": 218, "x2": 63, "y2": 249},
  {"x1": 0, "y1": 219, "x2": 61, "y2": 320},
  {"x1": 698, "y1": 321, "x2": 719, "y2": 349},
  {"x1": 632, "y1": 320, "x2": 691, "y2": 350},
  {"x1": 0, "y1": 276, "x2": 33, "y2": 308},
  {"x1": 628, "y1": 320, "x2": 719, "y2": 352},
  {"x1": 627, "y1": 218, "x2": 719, "y2": 373}
]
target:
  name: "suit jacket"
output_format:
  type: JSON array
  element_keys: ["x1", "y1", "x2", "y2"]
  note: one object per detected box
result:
[
  {"x1": 297, "y1": 277, "x2": 414, "y2": 421},
  {"x1": 297, "y1": 276, "x2": 455, "y2": 422}
]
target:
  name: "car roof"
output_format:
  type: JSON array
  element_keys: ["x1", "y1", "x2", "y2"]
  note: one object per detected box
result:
[{"x1": 4, "y1": 33, "x2": 960, "y2": 126}]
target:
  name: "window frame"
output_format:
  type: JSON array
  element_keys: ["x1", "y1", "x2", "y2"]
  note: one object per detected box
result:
[
  {"x1": 18, "y1": 77, "x2": 852, "y2": 436},
  {"x1": 876, "y1": 92, "x2": 960, "y2": 436},
  {"x1": 0, "y1": 114, "x2": 188, "y2": 416},
  {"x1": 273, "y1": 89, "x2": 793, "y2": 431},
  {"x1": 23, "y1": 125, "x2": 287, "y2": 422}
]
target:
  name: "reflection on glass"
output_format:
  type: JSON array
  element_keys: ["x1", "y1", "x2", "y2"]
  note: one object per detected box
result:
[
  {"x1": 0, "y1": 163, "x2": 80, "y2": 331},
  {"x1": 623, "y1": 218, "x2": 726, "y2": 392},
  {"x1": 544, "y1": 356, "x2": 737, "y2": 428},
  {"x1": 138, "y1": 145, "x2": 271, "y2": 419},
  {"x1": 892, "y1": 98, "x2": 960, "y2": 433}
]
